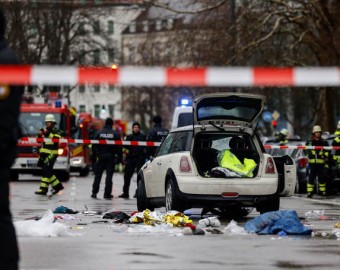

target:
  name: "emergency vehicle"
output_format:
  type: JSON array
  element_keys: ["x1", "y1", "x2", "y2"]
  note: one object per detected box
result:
[
  {"x1": 11, "y1": 98, "x2": 76, "y2": 181},
  {"x1": 69, "y1": 112, "x2": 96, "y2": 176}
]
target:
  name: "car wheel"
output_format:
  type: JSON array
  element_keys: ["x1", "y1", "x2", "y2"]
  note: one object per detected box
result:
[
  {"x1": 259, "y1": 197, "x2": 280, "y2": 214},
  {"x1": 165, "y1": 178, "x2": 184, "y2": 212},
  {"x1": 137, "y1": 180, "x2": 154, "y2": 211}
]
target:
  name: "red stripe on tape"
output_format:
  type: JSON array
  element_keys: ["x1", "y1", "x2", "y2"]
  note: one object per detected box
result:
[
  {"x1": 0, "y1": 65, "x2": 31, "y2": 85},
  {"x1": 78, "y1": 67, "x2": 118, "y2": 85},
  {"x1": 166, "y1": 67, "x2": 206, "y2": 86},
  {"x1": 253, "y1": 67, "x2": 293, "y2": 86}
]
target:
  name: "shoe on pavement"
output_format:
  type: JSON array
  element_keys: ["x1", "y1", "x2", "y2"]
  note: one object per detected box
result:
[
  {"x1": 104, "y1": 194, "x2": 113, "y2": 199},
  {"x1": 35, "y1": 190, "x2": 47, "y2": 195},
  {"x1": 307, "y1": 193, "x2": 313, "y2": 198},
  {"x1": 91, "y1": 194, "x2": 97, "y2": 199},
  {"x1": 133, "y1": 193, "x2": 137, "y2": 198},
  {"x1": 118, "y1": 193, "x2": 129, "y2": 199}
]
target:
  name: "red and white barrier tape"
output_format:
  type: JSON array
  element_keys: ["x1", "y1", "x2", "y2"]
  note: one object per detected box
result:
[
  {"x1": 18, "y1": 137, "x2": 340, "y2": 150},
  {"x1": 18, "y1": 137, "x2": 161, "y2": 147},
  {"x1": 2, "y1": 65, "x2": 340, "y2": 86}
]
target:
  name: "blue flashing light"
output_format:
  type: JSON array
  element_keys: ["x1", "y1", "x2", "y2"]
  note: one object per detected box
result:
[
  {"x1": 179, "y1": 98, "x2": 192, "y2": 107},
  {"x1": 55, "y1": 100, "x2": 62, "y2": 108}
]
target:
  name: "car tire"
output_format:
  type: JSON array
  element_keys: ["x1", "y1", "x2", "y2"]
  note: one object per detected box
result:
[
  {"x1": 137, "y1": 180, "x2": 154, "y2": 211},
  {"x1": 259, "y1": 196, "x2": 280, "y2": 214},
  {"x1": 165, "y1": 178, "x2": 185, "y2": 212}
]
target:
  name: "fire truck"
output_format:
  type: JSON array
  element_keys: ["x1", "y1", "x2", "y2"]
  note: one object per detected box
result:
[
  {"x1": 11, "y1": 99, "x2": 76, "y2": 182},
  {"x1": 69, "y1": 112, "x2": 98, "y2": 176}
]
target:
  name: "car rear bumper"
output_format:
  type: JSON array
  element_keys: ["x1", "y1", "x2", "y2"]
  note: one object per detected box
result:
[{"x1": 176, "y1": 174, "x2": 279, "y2": 196}]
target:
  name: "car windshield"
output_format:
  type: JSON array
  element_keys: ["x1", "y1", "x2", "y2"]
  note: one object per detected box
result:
[
  {"x1": 19, "y1": 112, "x2": 65, "y2": 136},
  {"x1": 178, "y1": 112, "x2": 193, "y2": 128}
]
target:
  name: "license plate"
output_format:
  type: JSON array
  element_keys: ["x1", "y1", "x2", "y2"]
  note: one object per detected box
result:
[{"x1": 27, "y1": 160, "x2": 38, "y2": 167}]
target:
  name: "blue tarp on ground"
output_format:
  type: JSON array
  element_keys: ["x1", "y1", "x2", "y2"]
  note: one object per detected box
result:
[{"x1": 244, "y1": 210, "x2": 312, "y2": 235}]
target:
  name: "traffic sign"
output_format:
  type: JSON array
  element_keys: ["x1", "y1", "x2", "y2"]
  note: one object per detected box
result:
[
  {"x1": 272, "y1": 110, "x2": 280, "y2": 120},
  {"x1": 262, "y1": 111, "x2": 272, "y2": 123}
]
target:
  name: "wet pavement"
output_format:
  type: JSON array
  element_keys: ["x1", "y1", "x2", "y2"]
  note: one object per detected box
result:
[{"x1": 9, "y1": 172, "x2": 340, "y2": 270}]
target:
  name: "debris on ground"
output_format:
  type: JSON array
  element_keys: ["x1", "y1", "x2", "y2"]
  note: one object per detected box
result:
[
  {"x1": 244, "y1": 210, "x2": 312, "y2": 235},
  {"x1": 14, "y1": 210, "x2": 77, "y2": 237}
]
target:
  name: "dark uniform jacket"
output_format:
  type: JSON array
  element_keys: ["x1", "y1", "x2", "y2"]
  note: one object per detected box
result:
[
  {"x1": 305, "y1": 138, "x2": 330, "y2": 164},
  {"x1": 93, "y1": 125, "x2": 122, "y2": 160},
  {"x1": 0, "y1": 38, "x2": 24, "y2": 168},
  {"x1": 146, "y1": 123, "x2": 169, "y2": 157},
  {"x1": 125, "y1": 131, "x2": 146, "y2": 161}
]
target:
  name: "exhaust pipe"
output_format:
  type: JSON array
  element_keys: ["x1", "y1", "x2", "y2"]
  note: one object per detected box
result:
[{"x1": 254, "y1": 197, "x2": 260, "y2": 203}]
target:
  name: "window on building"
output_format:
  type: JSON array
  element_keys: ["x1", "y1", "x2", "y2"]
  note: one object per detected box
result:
[
  {"x1": 93, "y1": 50, "x2": 100, "y2": 64},
  {"x1": 108, "y1": 20, "x2": 114, "y2": 34},
  {"x1": 79, "y1": 85, "x2": 85, "y2": 93},
  {"x1": 93, "y1": 21, "x2": 100, "y2": 35},
  {"x1": 109, "y1": 85, "x2": 114, "y2": 92},
  {"x1": 155, "y1": 20, "x2": 162, "y2": 31},
  {"x1": 142, "y1": 21, "x2": 149, "y2": 32},
  {"x1": 94, "y1": 104, "x2": 100, "y2": 118},
  {"x1": 129, "y1": 21, "x2": 136, "y2": 33},
  {"x1": 79, "y1": 105, "x2": 86, "y2": 112},
  {"x1": 167, "y1": 19, "x2": 174, "y2": 30},
  {"x1": 94, "y1": 85, "x2": 100, "y2": 92},
  {"x1": 108, "y1": 49, "x2": 115, "y2": 62},
  {"x1": 108, "y1": 104, "x2": 114, "y2": 118}
]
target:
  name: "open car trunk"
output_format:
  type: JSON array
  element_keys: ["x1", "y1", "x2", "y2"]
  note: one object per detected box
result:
[{"x1": 192, "y1": 132, "x2": 260, "y2": 178}]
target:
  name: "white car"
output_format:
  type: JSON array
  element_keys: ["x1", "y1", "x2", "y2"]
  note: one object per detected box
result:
[{"x1": 137, "y1": 93, "x2": 296, "y2": 216}]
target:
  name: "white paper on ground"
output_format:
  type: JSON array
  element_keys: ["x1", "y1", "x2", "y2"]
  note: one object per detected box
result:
[{"x1": 14, "y1": 210, "x2": 79, "y2": 237}]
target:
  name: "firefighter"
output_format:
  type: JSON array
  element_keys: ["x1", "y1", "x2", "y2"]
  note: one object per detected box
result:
[
  {"x1": 332, "y1": 120, "x2": 340, "y2": 172},
  {"x1": 91, "y1": 117, "x2": 122, "y2": 199},
  {"x1": 146, "y1": 115, "x2": 169, "y2": 158},
  {"x1": 0, "y1": 7, "x2": 22, "y2": 269},
  {"x1": 305, "y1": 125, "x2": 330, "y2": 198},
  {"x1": 35, "y1": 114, "x2": 64, "y2": 195},
  {"x1": 275, "y1": 128, "x2": 289, "y2": 145},
  {"x1": 119, "y1": 121, "x2": 146, "y2": 199}
]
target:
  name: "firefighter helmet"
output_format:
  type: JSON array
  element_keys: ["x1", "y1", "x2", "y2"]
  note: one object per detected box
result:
[
  {"x1": 312, "y1": 125, "x2": 322, "y2": 133},
  {"x1": 45, "y1": 114, "x2": 56, "y2": 123},
  {"x1": 280, "y1": 128, "x2": 289, "y2": 137}
]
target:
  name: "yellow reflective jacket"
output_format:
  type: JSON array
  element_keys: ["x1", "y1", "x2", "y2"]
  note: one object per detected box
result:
[
  {"x1": 38, "y1": 127, "x2": 62, "y2": 155},
  {"x1": 218, "y1": 150, "x2": 257, "y2": 177}
]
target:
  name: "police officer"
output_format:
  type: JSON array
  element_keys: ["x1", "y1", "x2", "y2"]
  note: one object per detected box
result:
[
  {"x1": 35, "y1": 114, "x2": 64, "y2": 195},
  {"x1": 305, "y1": 125, "x2": 330, "y2": 198},
  {"x1": 91, "y1": 117, "x2": 122, "y2": 199},
  {"x1": 119, "y1": 121, "x2": 146, "y2": 199},
  {"x1": 146, "y1": 115, "x2": 169, "y2": 158},
  {"x1": 0, "y1": 7, "x2": 23, "y2": 269}
]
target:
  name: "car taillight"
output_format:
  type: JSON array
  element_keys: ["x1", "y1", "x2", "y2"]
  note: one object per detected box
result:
[
  {"x1": 265, "y1": 157, "x2": 276, "y2": 174},
  {"x1": 298, "y1": 157, "x2": 308, "y2": 168},
  {"x1": 179, "y1": 156, "x2": 191, "y2": 172}
]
